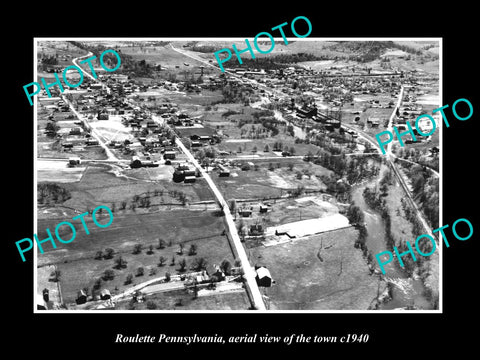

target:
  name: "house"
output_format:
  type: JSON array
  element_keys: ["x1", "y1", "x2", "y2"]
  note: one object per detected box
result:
[
  {"x1": 239, "y1": 208, "x2": 252, "y2": 217},
  {"x1": 255, "y1": 266, "x2": 272, "y2": 287},
  {"x1": 76, "y1": 289, "x2": 87, "y2": 305},
  {"x1": 259, "y1": 204, "x2": 270, "y2": 213},
  {"x1": 164, "y1": 151, "x2": 176, "y2": 160},
  {"x1": 97, "y1": 111, "x2": 109, "y2": 120},
  {"x1": 100, "y1": 289, "x2": 111, "y2": 300},
  {"x1": 218, "y1": 164, "x2": 230, "y2": 177},
  {"x1": 130, "y1": 156, "x2": 142, "y2": 168},
  {"x1": 296, "y1": 105, "x2": 317, "y2": 119},
  {"x1": 184, "y1": 176, "x2": 196, "y2": 183},
  {"x1": 69, "y1": 127, "x2": 82, "y2": 135},
  {"x1": 69, "y1": 157, "x2": 81, "y2": 165},
  {"x1": 146, "y1": 120, "x2": 158, "y2": 128},
  {"x1": 183, "y1": 170, "x2": 196, "y2": 177},
  {"x1": 86, "y1": 139, "x2": 99, "y2": 146}
]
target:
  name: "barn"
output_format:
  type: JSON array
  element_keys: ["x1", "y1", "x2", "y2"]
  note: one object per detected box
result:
[{"x1": 255, "y1": 266, "x2": 272, "y2": 287}]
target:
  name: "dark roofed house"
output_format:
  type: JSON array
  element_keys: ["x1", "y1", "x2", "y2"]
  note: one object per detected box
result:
[
  {"x1": 76, "y1": 289, "x2": 87, "y2": 305},
  {"x1": 184, "y1": 175, "x2": 196, "y2": 183},
  {"x1": 296, "y1": 106, "x2": 317, "y2": 119},
  {"x1": 239, "y1": 208, "x2": 252, "y2": 217},
  {"x1": 100, "y1": 289, "x2": 111, "y2": 300},
  {"x1": 164, "y1": 151, "x2": 176, "y2": 160}
]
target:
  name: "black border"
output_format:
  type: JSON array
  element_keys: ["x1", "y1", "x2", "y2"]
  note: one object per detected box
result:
[{"x1": 6, "y1": 4, "x2": 478, "y2": 354}]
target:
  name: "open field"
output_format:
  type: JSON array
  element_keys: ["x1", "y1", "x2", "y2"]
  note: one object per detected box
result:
[
  {"x1": 115, "y1": 287, "x2": 251, "y2": 310},
  {"x1": 39, "y1": 163, "x2": 215, "y2": 214},
  {"x1": 38, "y1": 209, "x2": 234, "y2": 304},
  {"x1": 249, "y1": 227, "x2": 384, "y2": 310},
  {"x1": 37, "y1": 160, "x2": 86, "y2": 183},
  {"x1": 213, "y1": 160, "x2": 331, "y2": 200}
]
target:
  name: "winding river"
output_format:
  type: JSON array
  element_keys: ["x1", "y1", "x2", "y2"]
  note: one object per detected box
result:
[{"x1": 351, "y1": 167, "x2": 433, "y2": 310}]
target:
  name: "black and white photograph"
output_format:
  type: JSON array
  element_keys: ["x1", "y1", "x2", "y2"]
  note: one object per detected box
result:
[
  {"x1": 32, "y1": 38, "x2": 441, "y2": 312},
  {"x1": 6, "y1": 5, "x2": 478, "y2": 355}
]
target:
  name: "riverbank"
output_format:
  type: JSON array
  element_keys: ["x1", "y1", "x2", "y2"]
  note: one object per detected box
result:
[{"x1": 351, "y1": 165, "x2": 437, "y2": 310}]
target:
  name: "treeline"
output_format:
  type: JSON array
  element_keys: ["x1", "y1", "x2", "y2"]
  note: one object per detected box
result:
[
  {"x1": 227, "y1": 52, "x2": 327, "y2": 70},
  {"x1": 362, "y1": 170, "x2": 433, "y2": 277},
  {"x1": 402, "y1": 163, "x2": 439, "y2": 229},
  {"x1": 329, "y1": 41, "x2": 433, "y2": 63},
  {"x1": 41, "y1": 55, "x2": 58, "y2": 65},
  {"x1": 237, "y1": 110, "x2": 283, "y2": 138},
  {"x1": 68, "y1": 41, "x2": 155, "y2": 78},
  {"x1": 38, "y1": 183, "x2": 71, "y2": 204}
]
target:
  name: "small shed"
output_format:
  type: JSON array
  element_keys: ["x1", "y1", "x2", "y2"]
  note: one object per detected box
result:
[
  {"x1": 184, "y1": 176, "x2": 196, "y2": 183},
  {"x1": 239, "y1": 209, "x2": 252, "y2": 217},
  {"x1": 76, "y1": 289, "x2": 87, "y2": 305},
  {"x1": 259, "y1": 204, "x2": 270, "y2": 213},
  {"x1": 255, "y1": 266, "x2": 272, "y2": 287},
  {"x1": 100, "y1": 289, "x2": 111, "y2": 300}
]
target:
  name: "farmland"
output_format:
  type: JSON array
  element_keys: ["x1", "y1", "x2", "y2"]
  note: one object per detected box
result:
[{"x1": 35, "y1": 39, "x2": 440, "y2": 311}]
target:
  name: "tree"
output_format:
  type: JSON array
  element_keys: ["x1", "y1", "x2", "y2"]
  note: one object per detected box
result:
[
  {"x1": 147, "y1": 244, "x2": 154, "y2": 255},
  {"x1": 170, "y1": 256, "x2": 176, "y2": 266},
  {"x1": 93, "y1": 278, "x2": 102, "y2": 290},
  {"x1": 220, "y1": 260, "x2": 232, "y2": 275},
  {"x1": 104, "y1": 248, "x2": 114, "y2": 259},
  {"x1": 149, "y1": 267, "x2": 157, "y2": 276},
  {"x1": 102, "y1": 269, "x2": 115, "y2": 281},
  {"x1": 158, "y1": 256, "x2": 167, "y2": 267},
  {"x1": 177, "y1": 243, "x2": 184, "y2": 255},
  {"x1": 178, "y1": 258, "x2": 187, "y2": 272},
  {"x1": 146, "y1": 300, "x2": 157, "y2": 310},
  {"x1": 193, "y1": 257, "x2": 208, "y2": 271},
  {"x1": 288, "y1": 162, "x2": 294, "y2": 171},
  {"x1": 120, "y1": 201, "x2": 127, "y2": 210},
  {"x1": 264, "y1": 144, "x2": 270, "y2": 152},
  {"x1": 346, "y1": 204, "x2": 365, "y2": 225},
  {"x1": 136, "y1": 267, "x2": 144, "y2": 277},
  {"x1": 165, "y1": 272, "x2": 171, "y2": 282},
  {"x1": 157, "y1": 238, "x2": 166, "y2": 249},
  {"x1": 188, "y1": 244, "x2": 197, "y2": 256},
  {"x1": 113, "y1": 255, "x2": 127, "y2": 269},
  {"x1": 94, "y1": 250, "x2": 103, "y2": 260},
  {"x1": 124, "y1": 274, "x2": 133, "y2": 285},
  {"x1": 133, "y1": 244, "x2": 142, "y2": 254}
]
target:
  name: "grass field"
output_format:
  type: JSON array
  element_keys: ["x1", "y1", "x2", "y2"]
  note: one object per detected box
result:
[
  {"x1": 38, "y1": 209, "x2": 234, "y2": 304},
  {"x1": 249, "y1": 227, "x2": 385, "y2": 310},
  {"x1": 43, "y1": 163, "x2": 215, "y2": 214},
  {"x1": 213, "y1": 160, "x2": 330, "y2": 200}
]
